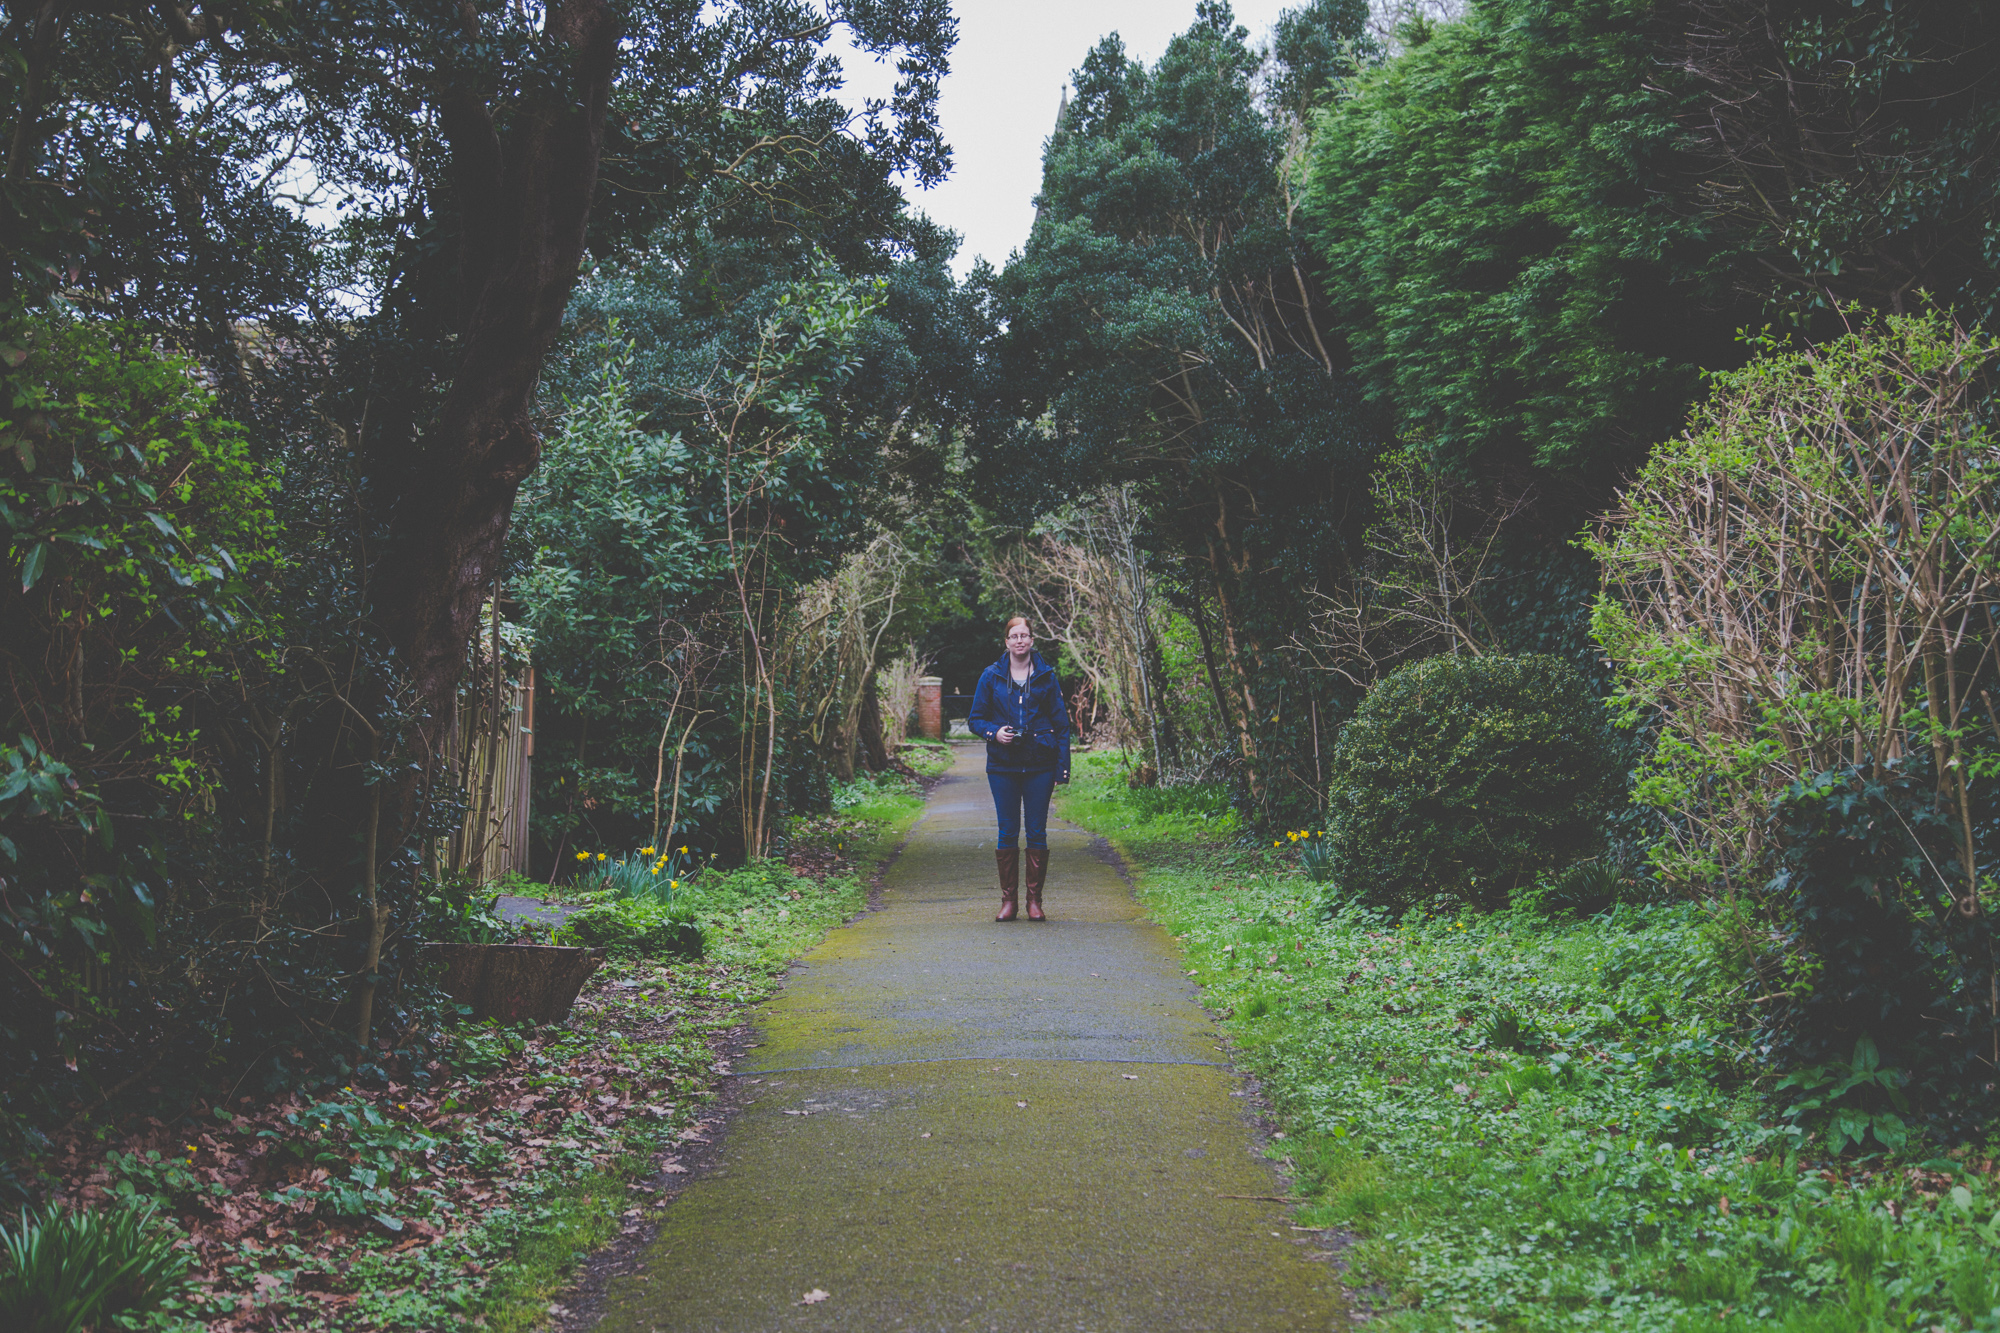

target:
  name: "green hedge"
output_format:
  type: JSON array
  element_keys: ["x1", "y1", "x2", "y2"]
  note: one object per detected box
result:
[{"x1": 1325, "y1": 654, "x2": 1617, "y2": 911}]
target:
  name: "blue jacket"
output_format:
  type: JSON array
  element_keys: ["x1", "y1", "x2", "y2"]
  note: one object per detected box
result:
[{"x1": 967, "y1": 652, "x2": 1072, "y2": 778}]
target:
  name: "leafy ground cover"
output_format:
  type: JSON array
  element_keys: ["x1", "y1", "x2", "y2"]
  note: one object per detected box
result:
[
  {"x1": 1059, "y1": 753, "x2": 2000, "y2": 1332},
  {"x1": 896, "y1": 739, "x2": 955, "y2": 778},
  {"x1": 28, "y1": 776, "x2": 925, "y2": 1331}
]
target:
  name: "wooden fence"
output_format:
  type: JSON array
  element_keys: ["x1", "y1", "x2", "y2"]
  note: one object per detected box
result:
[{"x1": 444, "y1": 662, "x2": 535, "y2": 884}]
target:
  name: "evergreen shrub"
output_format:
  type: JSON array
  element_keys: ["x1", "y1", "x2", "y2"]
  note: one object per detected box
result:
[
  {"x1": 1760, "y1": 759, "x2": 1998, "y2": 1139},
  {"x1": 1325, "y1": 653, "x2": 1617, "y2": 911}
]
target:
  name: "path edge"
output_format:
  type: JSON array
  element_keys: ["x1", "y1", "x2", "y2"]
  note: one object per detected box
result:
[{"x1": 544, "y1": 771, "x2": 942, "y2": 1333}]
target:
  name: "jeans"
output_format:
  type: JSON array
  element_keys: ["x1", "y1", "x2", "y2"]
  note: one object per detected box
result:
[{"x1": 988, "y1": 769, "x2": 1058, "y2": 850}]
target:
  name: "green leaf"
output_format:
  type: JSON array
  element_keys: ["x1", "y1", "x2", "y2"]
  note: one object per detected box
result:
[
  {"x1": 1828, "y1": 1106, "x2": 1870, "y2": 1153},
  {"x1": 1868, "y1": 1111, "x2": 1907, "y2": 1151},
  {"x1": 19, "y1": 541, "x2": 47, "y2": 591},
  {"x1": 1850, "y1": 1033, "x2": 1880, "y2": 1073}
]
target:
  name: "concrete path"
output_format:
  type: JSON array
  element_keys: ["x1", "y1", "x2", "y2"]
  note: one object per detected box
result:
[{"x1": 593, "y1": 746, "x2": 1346, "y2": 1332}]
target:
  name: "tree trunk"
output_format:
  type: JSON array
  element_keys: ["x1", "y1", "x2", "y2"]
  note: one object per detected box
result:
[
  {"x1": 858, "y1": 666, "x2": 891, "y2": 772},
  {"x1": 376, "y1": 0, "x2": 621, "y2": 776},
  {"x1": 1186, "y1": 579, "x2": 1238, "y2": 747},
  {"x1": 1201, "y1": 525, "x2": 1267, "y2": 800},
  {"x1": 353, "y1": 735, "x2": 385, "y2": 1049}
]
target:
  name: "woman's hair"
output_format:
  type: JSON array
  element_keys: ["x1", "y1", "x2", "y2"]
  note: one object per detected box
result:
[{"x1": 1003, "y1": 615, "x2": 1032, "y2": 636}]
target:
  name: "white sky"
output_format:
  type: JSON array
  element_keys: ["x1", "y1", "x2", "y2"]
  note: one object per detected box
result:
[{"x1": 836, "y1": 1, "x2": 1299, "y2": 277}]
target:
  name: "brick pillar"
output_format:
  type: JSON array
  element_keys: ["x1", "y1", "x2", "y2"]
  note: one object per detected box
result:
[{"x1": 916, "y1": 676, "x2": 943, "y2": 741}]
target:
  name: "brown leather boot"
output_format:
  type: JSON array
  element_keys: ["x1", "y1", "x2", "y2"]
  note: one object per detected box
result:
[
  {"x1": 995, "y1": 848, "x2": 1020, "y2": 922},
  {"x1": 1024, "y1": 848, "x2": 1048, "y2": 921}
]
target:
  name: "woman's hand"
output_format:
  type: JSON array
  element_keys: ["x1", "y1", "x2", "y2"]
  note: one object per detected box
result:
[{"x1": 995, "y1": 725, "x2": 1018, "y2": 745}]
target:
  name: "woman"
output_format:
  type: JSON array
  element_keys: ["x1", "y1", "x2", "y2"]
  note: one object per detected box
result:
[{"x1": 967, "y1": 616, "x2": 1072, "y2": 921}]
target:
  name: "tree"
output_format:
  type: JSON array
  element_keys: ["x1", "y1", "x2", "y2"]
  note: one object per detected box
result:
[
  {"x1": 522, "y1": 189, "x2": 985, "y2": 865},
  {"x1": 1302, "y1": 0, "x2": 1745, "y2": 483},
  {"x1": 1588, "y1": 314, "x2": 2000, "y2": 895},
  {"x1": 1296, "y1": 447, "x2": 1533, "y2": 685},
  {"x1": 7, "y1": 0, "x2": 952, "y2": 776},
  {"x1": 0, "y1": 0, "x2": 955, "y2": 1088},
  {"x1": 1660, "y1": 0, "x2": 2000, "y2": 329},
  {"x1": 984, "y1": 0, "x2": 1376, "y2": 820},
  {"x1": 990, "y1": 487, "x2": 1165, "y2": 760}
]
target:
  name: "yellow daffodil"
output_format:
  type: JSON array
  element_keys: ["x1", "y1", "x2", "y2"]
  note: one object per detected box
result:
[
  {"x1": 670, "y1": 880, "x2": 679, "y2": 888},
  {"x1": 650, "y1": 866, "x2": 660, "y2": 874},
  {"x1": 679, "y1": 846, "x2": 688, "y2": 853},
  {"x1": 596, "y1": 852, "x2": 608, "y2": 861},
  {"x1": 575, "y1": 851, "x2": 589, "y2": 861},
  {"x1": 641, "y1": 846, "x2": 656, "y2": 856}
]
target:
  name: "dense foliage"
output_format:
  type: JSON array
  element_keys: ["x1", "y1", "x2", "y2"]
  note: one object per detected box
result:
[
  {"x1": 983, "y1": 0, "x2": 1378, "y2": 823},
  {"x1": 516, "y1": 270, "x2": 888, "y2": 865},
  {"x1": 520, "y1": 216, "x2": 985, "y2": 866},
  {"x1": 1303, "y1": 0, "x2": 1737, "y2": 479},
  {"x1": 0, "y1": 0, "x2": 960, "y2": 1178},
  {"x1": 1660, "y1": 0, "x2": 2000, "y2": 330},
  {"x1": 1324, "y1": 654, "x2": 1618, "y2": 911},
  {"x1": 1762, "y1": 761, "x2": 1999, "y2": 1143},
  {"x1": 0, "y1": 316, "x2": 278, "y2": 1135},
  {"x1": 1590, "y1": 316, "x2": 2000, "y2": 888},
  {"x1": 1300, "y1": 0, "x2": 2000, "y2": 485}
]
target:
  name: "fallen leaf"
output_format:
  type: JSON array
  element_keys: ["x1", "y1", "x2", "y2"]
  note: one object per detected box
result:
[
  {"x1": 1122, "y1": 1074, "x2": 1139, "y2": 1080},
  {"x1": 801, "y1": 1288, "x2": 830, "y2": 1304},
  {"x1": 1016, "y1": 1101, "x2": 1027, "y2": 1109}
]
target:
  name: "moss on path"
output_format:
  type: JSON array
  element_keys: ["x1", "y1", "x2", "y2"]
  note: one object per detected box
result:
[{"x1": 592, "y1": 747, "x2": 1348, "y2": 1331}]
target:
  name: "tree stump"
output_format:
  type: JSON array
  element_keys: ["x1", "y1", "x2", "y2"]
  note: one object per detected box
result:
[{"x1": 425, "y1": 943, "x2": 606, "y2": 1024}]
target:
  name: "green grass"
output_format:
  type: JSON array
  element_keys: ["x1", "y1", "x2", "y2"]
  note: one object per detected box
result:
[
  {"x1": 473, "y1": 1160, "x2": 641, "y2": 1333},
  {"x1": 830, "y1": 768, "x2": 929, "y2": 830},
  {"x1": 1057, "y1": 751, "x2": 2000, "y2": 1333}
]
